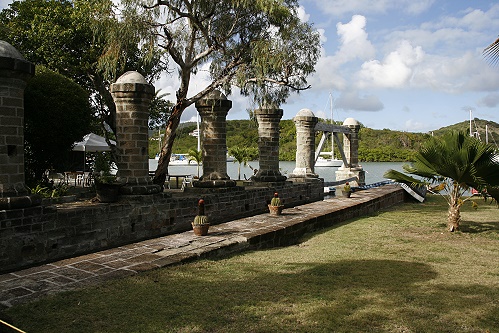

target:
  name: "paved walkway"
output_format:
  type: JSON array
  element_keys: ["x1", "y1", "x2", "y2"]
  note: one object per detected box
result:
[{"x1": 0, "y1": 185, "x2": 402, "y2": 309}]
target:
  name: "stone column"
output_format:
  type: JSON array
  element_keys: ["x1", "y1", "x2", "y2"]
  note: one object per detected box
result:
[
  {"x1": 289, "y1": 109, "x2": 318, "y2": 179},
  {"x1": 335, "y1": 118, "x2": 365, "y2": 186},
  {"x1": 252, "y1": 106, "x2": 286, "y2": 182},
  {"x1": 0, "y1": 41, "x2": 40, "y2": 210},
  {"x1": 110, "y1": 71, "x2": 160, "y2": 194},
  {"x1": 194, "y1": 90, "x2": 236, "y2": 188}
]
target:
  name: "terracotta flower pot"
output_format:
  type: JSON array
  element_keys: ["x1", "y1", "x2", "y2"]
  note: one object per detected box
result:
[
  {"x1": 268, "y1": 204, "x2": 284, "y2": 216},
  {"x1": 192, "y1": 223, "x2": 210, "y2": 236}
]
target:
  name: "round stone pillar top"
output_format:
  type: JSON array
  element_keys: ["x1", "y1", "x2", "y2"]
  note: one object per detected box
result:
[
  {"x1": 195, "y1": 89, "x2": 232, "y2": 109},
  {"x1": 0, "y1": 40, "x2": 25, "y2": 59},
  {"x1": 294, "y1": 108, "x2": 317, "y2": 121},
  {"x1": 255, "y1": 107, "x2": 283, "y2": 117},
  {"x1": 110, "y1": 71, "x2": 154, "y2": 95},
  {"x1": 116, "y1": 71, "x2": 148, "y2": 84},
  {"x1": 0, "y1": 40, "x2": 35, "y2": 74},
  {"x1": 343, "y1": 117, "x2": 360, "y2": 127}
]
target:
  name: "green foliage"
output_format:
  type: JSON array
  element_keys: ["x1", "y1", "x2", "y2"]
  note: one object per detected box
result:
[
  {"x1": 24, "y1": 66, "x2": 94, "y2": 185},
  {"x1": 93, "y1": 152, "x2": 117, "y2": 184},
  {"x1": 0, "y1": 0, "x2": 166, "y2": 133},
  {"x1": 229, "y1": 145, "x2": 259, "y2": 180},
  {"x1": 149, "y1": 90, "x2": 173, "y2": 130},
  {"x1": 358, "y1": 127, "x2": 428, "y2": 162},
  {"x1": 30, "y1": 182, "x2": 69, "y2": 198},
  {"x1": 384, "y1": 131, "x2": 499, "y2": 231}
]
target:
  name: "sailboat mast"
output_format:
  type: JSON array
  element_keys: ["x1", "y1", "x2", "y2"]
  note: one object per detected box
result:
[
  {"x1": 196, "y1": 113, "x2": 201, "y2": 152},
  {"x1": 469, "y1": 110, "x2": 473, "y2": 137},
  {"x1": 330, "y1": 93, "x2": 334, "y2": 157}
]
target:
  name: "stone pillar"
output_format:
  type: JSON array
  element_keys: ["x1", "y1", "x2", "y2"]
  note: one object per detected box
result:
[
  {"x1": 194, "y1": 90, "x2": 236, "y2": 188},
  {"x1": 0, "y1": 41, "x2": 40, "y2": 210},
  {"x1": 110, "y1": 71, "x2": 160, "y2": 194},
  {"x1": 252, "y1": 106, "x2": 286, "y2": 182},
  {"x1": 335, "y1": 117, "x2": 365, "y2": 186},
  {"x1": 289, "y1": 109, "x2": 318, "y2": 179}
]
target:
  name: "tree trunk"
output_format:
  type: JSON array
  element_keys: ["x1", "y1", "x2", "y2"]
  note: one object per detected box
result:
[
  {"x1": 153, "y1": 103, "x2": 183, "y2": 187},
  {"x1": 447, "y1": 203, "x2": 461, "y2": 232}
]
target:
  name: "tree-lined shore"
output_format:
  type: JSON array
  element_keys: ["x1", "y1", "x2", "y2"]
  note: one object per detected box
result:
[{"x1": 150, "y1": 118, "x2": 499, "y2": 162}]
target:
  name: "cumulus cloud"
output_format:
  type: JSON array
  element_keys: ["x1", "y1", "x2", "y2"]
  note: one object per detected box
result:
[
  {"x1": 296, "y1": 5, "x2": 310, "y2": 22},
  {"x1": 335, "y1": 15, "x2": 376, "y2": 63},
  {"x1": 357, "y1": 40, "x2": 425, "y2": 89}
]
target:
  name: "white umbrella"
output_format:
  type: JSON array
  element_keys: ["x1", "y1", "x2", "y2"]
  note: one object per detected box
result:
[
  {"x1": 72, "y1": 133, "x2": 116, "y2": 186},
  {"x1": 73, "y1": 133, "x2": 115, "y2": 152}
]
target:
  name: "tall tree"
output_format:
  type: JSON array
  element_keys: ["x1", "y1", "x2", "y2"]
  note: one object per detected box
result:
[
  {"x1": 24, "y1": 66, "x2": 94, "y2": 185},
  {"x1": 384, "y1": 131, "x2": 499, "y2": 232},
  {"x1": 0, "y1": 0, "x2": 165, "y2": 134},
  {"x1": 119, "y1": 0, "x2": 321, "y2": 187}
]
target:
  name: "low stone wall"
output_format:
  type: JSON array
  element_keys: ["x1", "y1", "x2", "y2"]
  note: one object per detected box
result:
[{"x1": 0, "y1": 180, "x2": 323, "y2": 273}]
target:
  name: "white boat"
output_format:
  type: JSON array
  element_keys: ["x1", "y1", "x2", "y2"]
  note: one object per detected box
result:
[
  {"x1": 170, "y1": 153, "x2": 195, "y2": 165},
  {"x1": 316, "y1": 153, "x2": 342, "y2": 167},
  {"x1": 315, "y1": 93, "x2": 343, "y2": 168}
]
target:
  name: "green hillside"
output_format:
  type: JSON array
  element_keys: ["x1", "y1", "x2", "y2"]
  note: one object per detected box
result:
[{"x1": 148, "y1": 118, "x2": 498, "y2": 162}]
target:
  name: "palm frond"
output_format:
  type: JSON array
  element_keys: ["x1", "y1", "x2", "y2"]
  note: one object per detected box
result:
[{"x1": 483, "y1": 36, "x2": 499, "y2": 67}]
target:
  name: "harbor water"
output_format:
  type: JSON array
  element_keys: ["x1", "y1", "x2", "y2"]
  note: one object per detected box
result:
[{"x1": 149, "y1": 160, "x2": 406, "y2": 185}]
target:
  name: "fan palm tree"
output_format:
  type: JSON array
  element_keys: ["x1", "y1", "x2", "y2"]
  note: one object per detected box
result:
[
  {"x1": 187, "y1": 148, "x2": 202, "y2": 178},
  {"x1": 483, "y1": 36, "x2": 499, "y2": 66},
  {"x1": 228, "y1": 146, "x2": 258, "y2": 180},
  {"x1": 384, "y1": 131, "x2": 499, "y2": 232}
]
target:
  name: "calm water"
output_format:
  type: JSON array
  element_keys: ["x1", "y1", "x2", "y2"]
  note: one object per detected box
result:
[{"x1": 149, "y1": 160, "x2": 406, "y2": 184}]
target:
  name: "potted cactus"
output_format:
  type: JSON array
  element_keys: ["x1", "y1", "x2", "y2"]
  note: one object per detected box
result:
[
  {"x1": 268, "y1": 192, "x2": 284, "y2": 216},
  {"x1": 192, "y1": 199, "x2": 210, "y2": 236},
  {"x1": 342, "y1": 182, "x2": 352, "y2": 198}
]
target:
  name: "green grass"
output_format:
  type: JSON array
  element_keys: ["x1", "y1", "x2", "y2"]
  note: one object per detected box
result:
[{"x1": 5, "y1": 195, "x2": 499, "y2": 333}]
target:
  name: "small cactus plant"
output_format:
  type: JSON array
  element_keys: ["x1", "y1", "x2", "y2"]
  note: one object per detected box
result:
[
  {"x1": 270, "y1": 192, "x2": 282, "y2": 206},
  {"x1": 268, "y1": 192, "x2": 284, "y2": 216},
  {"x1": 192, "y1": 199, "x2": 209, "y2": 235}
]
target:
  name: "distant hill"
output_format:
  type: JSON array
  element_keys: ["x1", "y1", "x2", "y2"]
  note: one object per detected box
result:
[
  {"x1": 432, "y1": 118, "x2": 499, "y2": 146},
  {"x1": 149, "y1": 118, "x2": 499, "y2": 162}
]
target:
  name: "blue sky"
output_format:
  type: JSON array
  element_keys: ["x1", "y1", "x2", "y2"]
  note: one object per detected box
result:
[{"x1": 1, "y1": 0, "x2": 499, "y2": 133}]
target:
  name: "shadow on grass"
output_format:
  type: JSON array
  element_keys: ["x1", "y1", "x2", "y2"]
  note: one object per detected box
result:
[
  {"x1": 459, "y1": 220, "x2": 499, "y2": 233},
  {"x1": 12, "y1": 258, "x2": 498, "y2": 333}
]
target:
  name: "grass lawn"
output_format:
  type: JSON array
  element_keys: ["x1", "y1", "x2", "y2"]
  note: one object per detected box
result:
[{"x1": 4, "y1": 195, "x2": 499, "y2": 333}]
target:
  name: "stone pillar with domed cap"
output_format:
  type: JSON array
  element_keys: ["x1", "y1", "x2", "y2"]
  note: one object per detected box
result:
[
  {"x1": 0, "y1": 40, "x2": 40, "y2": 210},
  {"x1": 252, "y1": 105, "x2": 286, "y2": 183},
  {"x1": 194, "y1": 90, "x2": 236, "y2": 188},
  {"x1": 335, "y1": 117, "x2": 365, "y2": 186},
  {"x1": 110, "y1": 71, "x2": 161, "y2": 194},
  {"x1": 289, "y1": 108, "x2": 318, "y2": 179}
]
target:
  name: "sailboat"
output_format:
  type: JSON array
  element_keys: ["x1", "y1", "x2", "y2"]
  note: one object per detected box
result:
[
  {"x1": 469, "y1": 110, "x2": 499, "y2": 163},
  {"x1": 315, "y1": 93, "x2": 343, "y2": 167}
]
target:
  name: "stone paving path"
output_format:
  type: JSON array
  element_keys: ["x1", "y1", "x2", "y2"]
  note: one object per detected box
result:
[{"x1": 0, "y1": 185, "x2": 402, "y2": 309}]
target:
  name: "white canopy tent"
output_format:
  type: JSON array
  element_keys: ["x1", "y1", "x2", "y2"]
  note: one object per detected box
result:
[
  {"x1": 73, "y1": 133, "x2": 115, "y2": 152},
  {"x1": 72, "y1": 133, "x2": 116, "y2": 186}
]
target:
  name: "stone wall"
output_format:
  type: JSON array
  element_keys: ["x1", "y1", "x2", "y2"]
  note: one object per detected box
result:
[{"x1": 0, "y1": 181, "x2": 322, "y2": 273}]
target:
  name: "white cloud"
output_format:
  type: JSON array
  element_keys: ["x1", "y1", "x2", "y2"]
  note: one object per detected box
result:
[
  {"x1": 296, "y1": 5, "x2": 310, "y2": 22},
  {"x1": 404, "y1": 119, "x2": 428, "y2": 132},
  {"x1": 335, "y1": 90, "x2": 384, "y2": 112},
  {"x1": 335, "y1": 15, "x2": 376, "y2": 63},
  {"x1": 357, "y1": 40, "x2": 424, "y2": 89}
]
